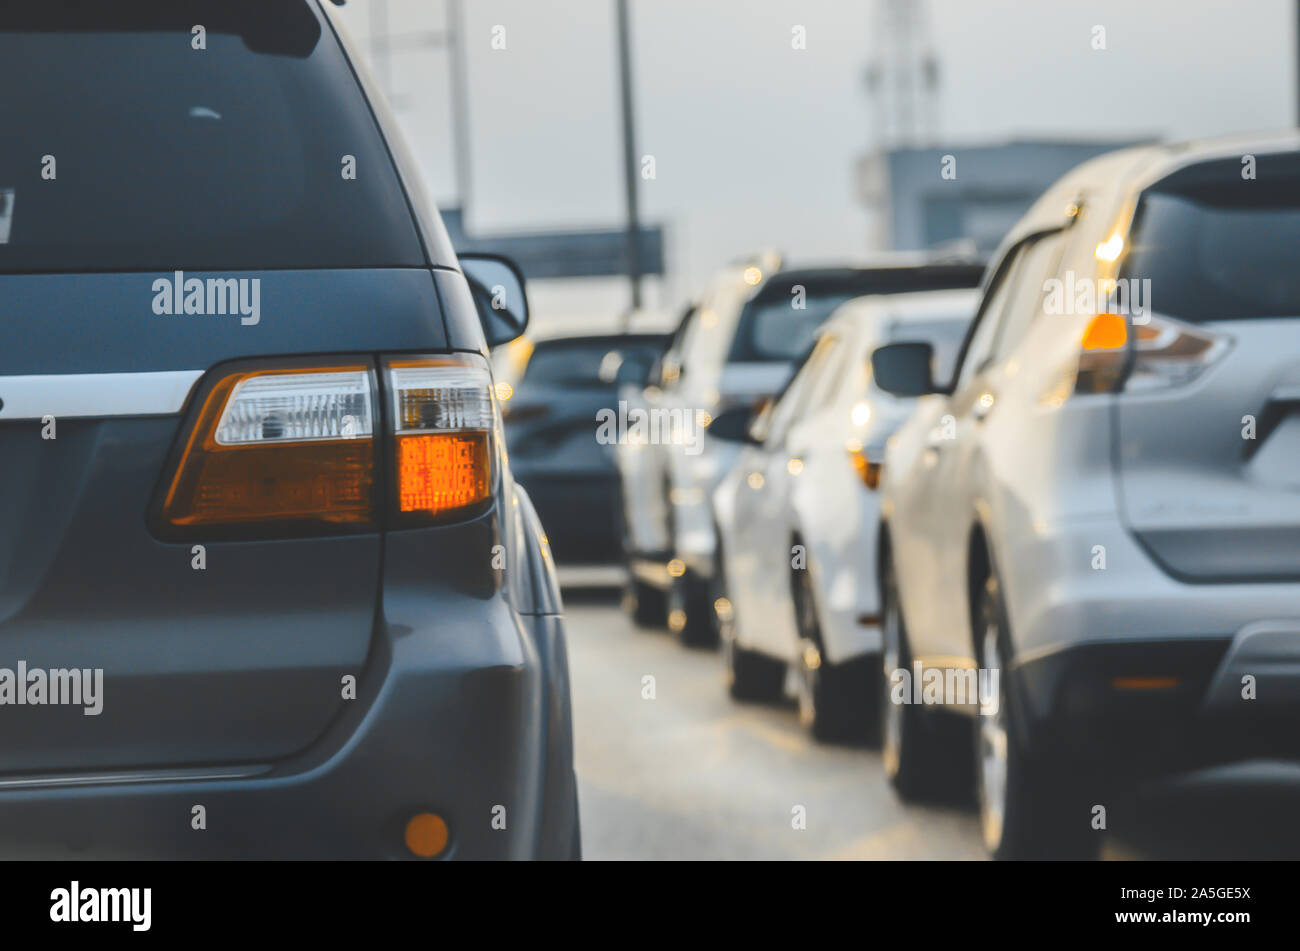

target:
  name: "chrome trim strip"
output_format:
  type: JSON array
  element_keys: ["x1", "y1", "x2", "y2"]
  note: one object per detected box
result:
[
  {"x1": 0, "y1": 370, "x2": 203, "y2": 420},
  {"x1": 0, "y1": 764, "x2": 269, "y2": 791}
]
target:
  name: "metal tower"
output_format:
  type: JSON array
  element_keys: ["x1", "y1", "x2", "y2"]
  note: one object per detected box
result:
[{"x1": 863, "y1": 0, "x2": 941, "y2": 149}]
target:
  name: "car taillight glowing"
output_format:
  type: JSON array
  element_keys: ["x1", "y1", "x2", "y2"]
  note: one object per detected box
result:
[
  {"x1": 387, "y1": 358, "x2": 495, "y2": 520},
  {"x1": 159, "y1": 364, "x2": 376, "y2": 529},
  {"x1": 1048, "y1": 312, "x2": 1229, "y2": 402},
  {"x1": 154, "y1": 353, "x2": 502, "y2": 537},
  {"x1": 846, "y1": 441, "x2": 883, "y2": 490}
]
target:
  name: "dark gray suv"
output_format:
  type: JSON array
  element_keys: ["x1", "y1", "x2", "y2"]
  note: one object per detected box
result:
[{"x1": 0, "y1": 0, "x2": 579, "y2": 859}]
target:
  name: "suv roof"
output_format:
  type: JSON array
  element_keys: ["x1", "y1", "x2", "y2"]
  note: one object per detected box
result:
[{"x1": 1002, "y1": 132, "x2": 1300, "y2": 256}]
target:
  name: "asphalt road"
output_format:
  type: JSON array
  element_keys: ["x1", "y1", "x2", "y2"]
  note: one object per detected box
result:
[{"x1": 564, "y1": 586, "x2": 1300, "y2": 861}]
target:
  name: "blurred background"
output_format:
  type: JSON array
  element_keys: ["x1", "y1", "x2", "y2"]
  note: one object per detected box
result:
[
  {"x1": 335, "y1": 0, "x2": 1295, "y2": 336},
  {"x1": 333, "y1": 0, "x2": 1300, "y2": 859}
]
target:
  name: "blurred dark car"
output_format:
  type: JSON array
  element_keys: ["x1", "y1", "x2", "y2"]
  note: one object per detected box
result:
[{"x1": 504, "y1": 333, "x2": 667, "y2": 565}]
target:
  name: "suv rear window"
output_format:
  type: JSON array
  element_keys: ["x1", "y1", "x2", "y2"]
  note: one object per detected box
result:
[
  {"x1": 1123, "y1": 152, "x2": 1300, "y2": 323},
  {"x1": 728, "y1": 265, "x2": 984, "y2": 363},
  {"x1": 523, "y1": 337, "x2": 666, "y2": 388},
  {"x1": 0, "y1": 1, "x2": 424, "y2": 272}
]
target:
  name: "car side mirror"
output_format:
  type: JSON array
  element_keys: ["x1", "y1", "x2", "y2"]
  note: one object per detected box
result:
[
  {"x1": 707, "y1": 404, "x2": 761, "y2": 444},
  {"x1": 460, "y1": 253, "x2": 530, "y2": 349},
  {"x1": 871, "y1": 342, "x2": 938, "y2": 397}
]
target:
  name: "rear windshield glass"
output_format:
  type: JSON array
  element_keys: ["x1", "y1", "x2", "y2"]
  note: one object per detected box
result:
[
  {"x1": 730, "y1": 293, "x2": 855, "y2": 363},
  {"x1": 524, "y1": 338, "x2": 665, "y2": 388},
  {"x1": 0, "y1": 1, "x2": 424, "y2": 272},
  {"x1": 728, "y1": 266, "x2": 983, "y2": 363},
  {"x1": 1123, "y1": 154, "x2": 1300, "y2": 322}
]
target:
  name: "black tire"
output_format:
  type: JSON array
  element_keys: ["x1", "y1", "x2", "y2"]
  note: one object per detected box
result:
[
  {"x1": 724, "y1": 637, "x2": 786, "y2": 702},
  {"x1": 715, "y1": 543, "x2": 785, "y2": 701},
  {"x1": 566, "y1": 811, "x2": 582, "y2": 861},
  {"x1": 975, "y1": 574, "x2": 1100, "y2": 860},
  {"x1": 623, "y1": 569, "x2": 668, "y2": 629},
  {"x1": 792, "y1": 564, "x2": 877, "y2": 743},
  {"x1": 880, "y1": 556, "x2": 966, "y2": 800},
  {"x1": 667, "y1": 568, "x2": 718, "y2": 648}
]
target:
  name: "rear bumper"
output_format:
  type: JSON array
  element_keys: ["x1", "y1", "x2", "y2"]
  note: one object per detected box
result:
[
  {"x1": 1004, "y1": 514, "x2": 1300, "y2": 774},
  {"x1": 0, "y1": 597, "x2": 578, "y2": 859},
  {"x1": 1013, "y1": 635, "x2": 1300, "y2": 774}
]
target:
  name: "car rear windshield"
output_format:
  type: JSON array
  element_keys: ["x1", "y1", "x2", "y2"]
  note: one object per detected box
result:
[
  {"x1": 728, "y1": 266, "x2": 983, "y2": 363},
  {"x1": 523, "y1": 337, "x2": 665, "y2": 388},
  {"x1": 1123, "y1": 152, "x2": 1300, "y2": 323},
  {"x1": 0, "y1": 1, "x2": 424, "y2": 272}
]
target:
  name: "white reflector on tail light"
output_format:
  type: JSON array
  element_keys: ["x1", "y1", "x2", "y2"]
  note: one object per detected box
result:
[
  {"x1": 216, "y1": 371, "x2": 373, "y2": 445},
  {"x1": 160, "y1": 364, "x2": 376, "y2": 529},
  {"x1": 387, "y1": 358, "x2": 495, "y2": 518},
  {"x1": 1126, "y1": 314, "x2": 1229, "y2": 392}
]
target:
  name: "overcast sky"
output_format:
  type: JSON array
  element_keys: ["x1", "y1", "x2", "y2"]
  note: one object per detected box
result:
[{"x1": 336, "y1": 0, "x2": 1296, "y2": 332}]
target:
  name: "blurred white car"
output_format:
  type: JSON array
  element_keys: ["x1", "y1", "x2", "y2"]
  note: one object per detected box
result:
[
  {"x1": 711, "y1": 289, "x2": 976, "y2": 738},
  {"x1": 616, "y1": 252, "x2": 783, "y2": 635},
  {"x1": 620, "y1": 256, "x2": 984, "y2": 648}
]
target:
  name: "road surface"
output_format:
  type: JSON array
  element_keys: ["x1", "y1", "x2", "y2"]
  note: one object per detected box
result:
[{"x1": 564, "y1": 586, "x2": 1300, "y2": 861}]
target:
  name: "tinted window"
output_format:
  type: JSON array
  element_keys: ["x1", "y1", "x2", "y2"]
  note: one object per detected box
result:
[
  {"x1": 992, "y1": 233, "x2": 1061, "y2": 359},
  {"x1": 0, "y1": 1, "x2": 424, "y2": 272},
  {"x1": 765, "y1": 336, "x2": 833, "y2": 444},
  {"x1": 729, "y1": 265, "x2": 984, "y2": 364},
  {"x1": 523, "y1": 338, "x2": 664, "y2": 388},
  {"x1": 731, "y1": 293, "x2": 856, "y2": 363},
  {"x1": 954, "y1": 248, "x2": 1023, "y2": 391},
  {"x1": 1123, "y1": 159, "x2": 1300, "y2": 322}
]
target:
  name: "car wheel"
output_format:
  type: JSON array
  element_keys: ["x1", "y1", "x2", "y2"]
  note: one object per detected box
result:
[
  {"x1": 667, "y1": 568, "x2": 718, "y2": 648},
  {"x1": 716, "y1": 551, "x2": 784, "y2": 702},
  {"x1": 792, "y1": 564, "x2": 875, "y2": 743},
  {"x1": 975, "y1": 574, "x2": 1099, "y2": 860},
  {"x1": 566, "y1": 812, "x2": 582, "y2": 861},
  {"x1": 880, "y1": 557, "x2": 957, "y2": 800},
  {"x1": 722, "y1": 635, "x2": 786, "y2": 703},
  {"x1": 623, "y1": 570, "x2": 667, "y2": 629}
]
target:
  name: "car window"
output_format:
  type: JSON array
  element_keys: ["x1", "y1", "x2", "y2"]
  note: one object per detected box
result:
[
  {"x1": 0, "y1": 1, "x2": 424, "y2": 272},
  {"x1": 1122, "y1": 156, "x2": 1300, "y2": 322},
  {"x1": 523, "y1": 340, "x2": 663, "y2": 389},
  {"x1": 729, "y1": 293, "x2": 855, "y2": 363},
  {"x1": 765, "y1": 335, "x2": 834, "y2": 445},
  {"x1": 659, "y1": 307, "x2": 699, "y2": 387},
  {"x1": 953, "y1": 246, "x2": 1024, "y2": 392},
  {"x1": 991, "y1": 233, "x2": 1063, "y2": 361},
  {"x1": 801, "y1": 336, "x2": 850, "y2": 414}
]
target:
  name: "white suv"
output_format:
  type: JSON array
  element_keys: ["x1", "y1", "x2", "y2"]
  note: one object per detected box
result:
[{"x1": 874, "y1": 135, "x2": 1300, "y2": 859}]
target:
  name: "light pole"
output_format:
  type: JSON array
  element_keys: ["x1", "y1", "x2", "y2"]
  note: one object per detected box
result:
[{"x1": 615, "y1": 0, "x2": 643, "y2": 321}]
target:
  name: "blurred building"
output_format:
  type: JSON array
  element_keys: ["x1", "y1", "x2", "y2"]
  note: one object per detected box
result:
[{"x1": 855, "y1": 139, "x2": 1147, "y2": 254}]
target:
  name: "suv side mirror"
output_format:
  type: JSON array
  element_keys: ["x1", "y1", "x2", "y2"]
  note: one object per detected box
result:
[
  {"x1": 871, "y1": 342, "x2": 938, "y2": 397},
  {"x1": 707, "y1": 404, "x2": 761, "y2": 444},
  {"x1": 460, "y1": 253, "x2": 530, "y2": 348}
]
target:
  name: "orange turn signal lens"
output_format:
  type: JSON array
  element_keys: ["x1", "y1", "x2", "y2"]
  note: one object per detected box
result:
[
  {"x1": 848, "y1": 447, "x2": 883, "y2": 490},
  {"x1": 397, "y1": 432, "x2": 491, "y2": 515},
  {"x1": 1081, "y1": 312, "x2": 1128, "y2": 351},
  {"x1": 387, "y1": 357, "x2": 497, "y2": 522}
]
